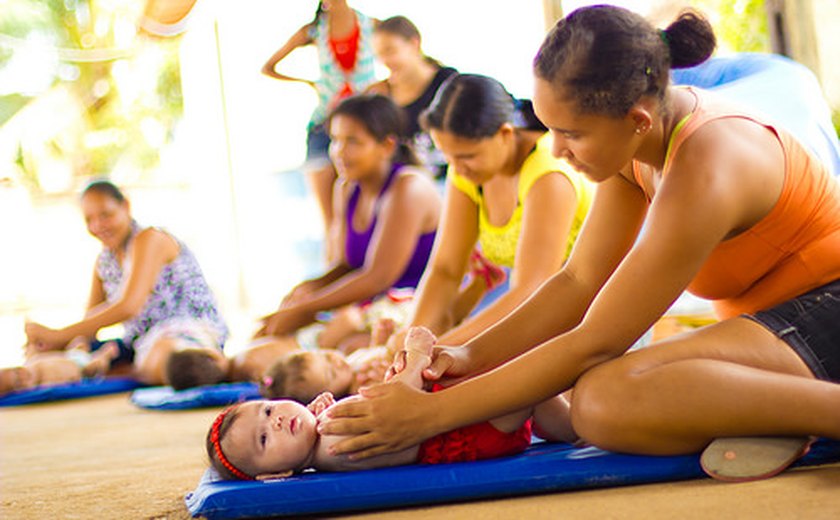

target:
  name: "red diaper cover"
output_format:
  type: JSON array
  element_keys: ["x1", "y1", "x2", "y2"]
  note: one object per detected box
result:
[{"x1": 417, "y1": 385, "x2": 532, "y2": 464}]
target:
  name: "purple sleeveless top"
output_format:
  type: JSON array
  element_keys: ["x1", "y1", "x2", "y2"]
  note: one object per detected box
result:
[{"x1": 345, "y1": 164, "x2": 436, "y2": 289}]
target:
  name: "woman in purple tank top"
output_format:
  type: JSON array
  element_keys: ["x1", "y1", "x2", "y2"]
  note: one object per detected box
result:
[{"x1": 255, "y1": 94, "x2": 441, "y2": 339}]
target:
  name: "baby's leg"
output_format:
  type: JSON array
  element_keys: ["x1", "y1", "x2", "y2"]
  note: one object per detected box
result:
[
  {"x1": 318, "y1": 306, "x2": 364, "y2": 350},
  {"x1": 370, "y1": 318, "x2": 396, "y2": 348},
  {"x1": 336, "y1": 333, "x2": 371, "y2": 356},
  {"x1": 80, "y1": 342, "x2": 119, "y2": 378},
  {"x1": 532, "y1": 391, "x2": 578, "y2": 443},
  {"x1": 487, "y1": 392, "x2": 577, "y2": 440},
  {"x1": 230, "y1": 336, "x2": 300, "y2": 382},
  {"x1": 390, "y1": 326, "x2": 435, "y2": 390}
]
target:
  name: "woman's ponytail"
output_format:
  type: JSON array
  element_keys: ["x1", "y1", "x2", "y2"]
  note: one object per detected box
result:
[{"x1": 663, "y1": 10, "x2": 716, "y2": 69}]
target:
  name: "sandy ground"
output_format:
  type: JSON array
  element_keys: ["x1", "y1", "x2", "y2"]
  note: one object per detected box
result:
[{"x1": 2, "y1": 392, "x2": 840, "y2": 520}]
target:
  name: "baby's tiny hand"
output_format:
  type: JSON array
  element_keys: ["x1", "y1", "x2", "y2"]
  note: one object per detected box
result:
[{"x1": 307, "y1": 391, "x2": 336, "y2": 416}]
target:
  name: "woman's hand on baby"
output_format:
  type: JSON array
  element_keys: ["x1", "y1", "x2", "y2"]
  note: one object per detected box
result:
[
  {"x1": 280, "y1": 281, "x2": 318, "y2": 308},
  {"x1": 422, "y1": 344, "x2": 474, "y2": 385},
  {"x1": 307, "y1": 391, "x2": 336, "y2": 417},
  {"x1": 257, "y1": 308, "x2": 313, "y2": 337},
  {"x1": 386, "y1": 343, "x2": 474, "y2": 385},
  {"x1": 24, "y1": 322, "x2": 66, "y2": 352},
  {"x1": 318, "y1": 381, "x2": 438, "y2": 459}
]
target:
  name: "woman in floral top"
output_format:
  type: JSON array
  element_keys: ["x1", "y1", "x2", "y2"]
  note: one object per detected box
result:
[{"x1": 25, "y1": 180, "x2": 229, "y2": 389}]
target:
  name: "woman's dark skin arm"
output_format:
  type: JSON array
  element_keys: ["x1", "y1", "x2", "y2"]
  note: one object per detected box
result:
[
  {"x1": 259, "y1": 170, "x2": 440, "y2": 336},
  {"x1": 317, "y1": 174, "x2": 649, "y2": 457},
  {"x1": 317, "y1": 98, "x2": 786, "y2": 459}
]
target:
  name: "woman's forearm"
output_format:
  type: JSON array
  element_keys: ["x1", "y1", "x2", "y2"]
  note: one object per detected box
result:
[
  {"x1": 409, "y1": 269, "x2": 463, "y2": 335},
  {"x1": 434, "y1": 328, "x2": 605, "y2": 433},
  {"x1": 439, "y1": 282, "x2": 536, "y2": 345},
  {"x1": 295, "y1": 268, "x2": 396, "y2": 317},
  {"x1": 306, "y1": 264, "x2": 354, "y2": 292},
  {"x1": 62, "y1": 300, "x2": 138, "y2": 341},
  {"x1": 464, "y1": 269, "x2": 596, "y2": 371}
]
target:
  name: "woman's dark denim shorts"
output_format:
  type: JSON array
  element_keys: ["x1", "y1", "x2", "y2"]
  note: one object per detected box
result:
[
  {"x1": 744, "y1": 277, "x2": 840, "y2": 383},
  {"x1": 305, "y1": 123, "x2": 331, "y2": 162}
]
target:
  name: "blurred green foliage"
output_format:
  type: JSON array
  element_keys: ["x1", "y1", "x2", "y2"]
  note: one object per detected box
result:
[
  {"x1": 0, "y1": 0, "x2": 183, "y2": 189},
  {"x1": 692, "y1": 0, "x2": 771, "y2": 53}
]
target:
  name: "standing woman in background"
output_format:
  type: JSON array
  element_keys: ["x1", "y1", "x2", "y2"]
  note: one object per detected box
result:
[
  {"x1": 366, "y1": 15, "x2": 457, "y2": 179},
  {"x1": 262, "y1": 0, "x2": 378, "y2": 261}
]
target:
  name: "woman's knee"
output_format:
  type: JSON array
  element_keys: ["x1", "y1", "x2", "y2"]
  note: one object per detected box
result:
[{"x1": 571, "y1": 359, "x2": 643, "y2": 448}]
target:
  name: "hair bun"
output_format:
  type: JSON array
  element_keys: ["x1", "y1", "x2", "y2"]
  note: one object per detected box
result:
[{"x1": 664, "y1": 10, "x2": 716, "y2": 69}]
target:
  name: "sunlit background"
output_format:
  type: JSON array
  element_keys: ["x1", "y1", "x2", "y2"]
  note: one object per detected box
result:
[{"x1": 1, "y1": 0, "x2": 838, "y2": 369}]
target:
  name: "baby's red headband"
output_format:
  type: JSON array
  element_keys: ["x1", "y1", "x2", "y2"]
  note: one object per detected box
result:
[{"x1": 210, "y1": 405, "x2": 254, "y2": 480}]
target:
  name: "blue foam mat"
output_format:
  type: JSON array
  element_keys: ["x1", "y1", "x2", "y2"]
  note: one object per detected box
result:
[
  {"x1": 0, "y1": 377, "x2": 143, "y2": 407},
  {"x1": 130, "y1": 382, "x2": 262, "y2": 410},
  {"x1": 185, "y1": 438, "x2": 840, "y2": 519}
]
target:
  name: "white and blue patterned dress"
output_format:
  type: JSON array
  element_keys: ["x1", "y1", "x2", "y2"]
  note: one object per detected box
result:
[{"x1": 96, "y1": 223, "x2": 228, "y2": 361}]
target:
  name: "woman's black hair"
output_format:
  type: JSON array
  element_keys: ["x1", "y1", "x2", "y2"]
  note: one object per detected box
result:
[
  {"x1": 420, "y1": 73, "x2": 517, "y2": 139},
  {"x1": 310, "y1": 1, "x2": 325, "y2": 25},
  {"x1": 82, "y1": 179, "x2": 126, "y2": 203},
  {"x1": 374, "y1": 15, "x2": 442, "y2": 67},
  {"x1": 327, "y1": 93, "x2": 420, "y2": 166},
  {"x1": 513, "y1": 99, "x2": 548, "y2": 132},
  {"x1": 533, "y1": 5, "x2": 716, "y2": 117}
]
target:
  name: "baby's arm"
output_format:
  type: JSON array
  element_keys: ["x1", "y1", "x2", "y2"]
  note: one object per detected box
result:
[
  {"x1": 313, "y1": 398, "x2": 419, "y2": 471},
  {"x1": 312, "y1": 329, "x2": 437, "y2": 471},
  {"x1": 307, "y1": 391, "x2": 336, "y2": 416}
]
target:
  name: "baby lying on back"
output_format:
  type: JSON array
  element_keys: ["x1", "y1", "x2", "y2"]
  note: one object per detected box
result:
[{"x1": 206, "y1": 327, "x2": 576, "y2": 479}]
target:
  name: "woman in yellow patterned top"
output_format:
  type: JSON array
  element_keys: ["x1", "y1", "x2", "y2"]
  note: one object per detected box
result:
[{"x1": 402, "y1": 73, "x2": 593, "y2": 345}]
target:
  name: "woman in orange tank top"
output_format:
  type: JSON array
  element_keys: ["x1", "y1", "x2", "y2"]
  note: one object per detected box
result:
[{"x1": 318, "y1": 6, "x2": 840, "y2": 483}]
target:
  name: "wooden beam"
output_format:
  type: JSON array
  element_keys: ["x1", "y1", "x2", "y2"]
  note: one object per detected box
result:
[
  {"x1": 765, "y1": 0, "x2": 821, "y2": 81},
  {"x1": 542, "y1": 0, "x2": 564, "y2": 31}
]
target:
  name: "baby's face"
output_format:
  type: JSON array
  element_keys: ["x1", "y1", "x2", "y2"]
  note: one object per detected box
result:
[
  {"x1": 223, "y1": 400, "x2": 318, "y2": 477},
  {"x1": 298, "y1": 350, "x2": 354, "y2": 397}
]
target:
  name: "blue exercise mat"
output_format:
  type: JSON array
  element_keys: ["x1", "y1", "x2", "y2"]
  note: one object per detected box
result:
[
  {"x1": 672, "y1": 53, "x2": 840, "y2": 176},
  {"x1": 0, "y1": 377, "x2": 143, "y2": 407},
  {"x1": 185, "y1": 438, "x2": 840, "y2": 519},
  {"x1": 130, "y1": 382, "x2": 262, "y2": 410}
]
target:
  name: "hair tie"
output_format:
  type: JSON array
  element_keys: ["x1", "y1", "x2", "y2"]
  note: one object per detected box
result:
[
  {"x1": 210, "y1": 405, "x2": 254, "y2": 480},
  {"x1": 262, "y1": 376, "x2": 274, "y2": 387},
  {"x1": 658, "y1": 29, "x2": 669, "y2": 46}
]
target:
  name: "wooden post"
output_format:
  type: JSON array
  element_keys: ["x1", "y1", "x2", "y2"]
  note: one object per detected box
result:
[
  {"x1": 542, "y1": 0, "x2": 564, "y2": 31},
  {"x1": 765, "y1": 0, "x2": 822, "y2": 81}
]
